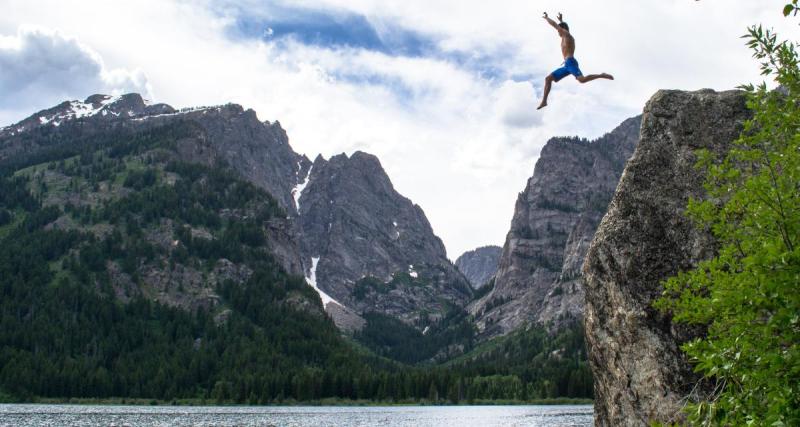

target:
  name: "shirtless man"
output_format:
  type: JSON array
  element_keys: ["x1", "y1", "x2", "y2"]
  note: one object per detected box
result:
[{"x1": 537, "y1": 12, "x2": 613, "y2": 110}]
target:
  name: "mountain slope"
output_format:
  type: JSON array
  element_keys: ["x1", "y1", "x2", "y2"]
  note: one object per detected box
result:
[
  {"x1": 0, "y1": 121, "x2": 368, "y2": 401},
  {"x1": 0, "y1": 93, "x2": 308, "y2": 217},
  {"x1": 469, "y1": 116, "x2": 641, "y2": 338}
]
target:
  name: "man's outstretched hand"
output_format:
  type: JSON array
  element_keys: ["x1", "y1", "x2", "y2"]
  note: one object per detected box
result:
[{"x1": 542, "y1": 12, "x2": 548, "y2": 19}]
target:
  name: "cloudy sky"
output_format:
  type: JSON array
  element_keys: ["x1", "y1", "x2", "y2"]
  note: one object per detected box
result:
[{"x1": 1, "y1": 1, "x2": 797, "y2": 257}]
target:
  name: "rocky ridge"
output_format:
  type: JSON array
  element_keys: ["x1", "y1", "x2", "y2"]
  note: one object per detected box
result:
[
  {"x1": 0, "y1": 93, "x2": 307, "y2": 217},
  {"x1": 582, "y1": 89, "x2": 750, "y2": 425},
  {"x1": 468, "y1": 116, "x2": 641, "y2": 339}
]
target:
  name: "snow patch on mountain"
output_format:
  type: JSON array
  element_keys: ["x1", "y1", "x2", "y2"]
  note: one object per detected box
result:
[
  {"x1": 292, "y1": 163, "x2": 313, "y2": 211},
  {"x1": 305, "y1": 257, "x2": 341, "y2": 309},
  {"x1": 31, "y1": 95, "x2": 122, "y2": 129},
  {"x1": 130, "y1": 106, "x2": 222, "y2": 122}
]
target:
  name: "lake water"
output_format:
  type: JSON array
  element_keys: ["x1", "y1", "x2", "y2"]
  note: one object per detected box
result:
[{"x1": 0, "y1": 404, "x2": 593, "y2": 426}]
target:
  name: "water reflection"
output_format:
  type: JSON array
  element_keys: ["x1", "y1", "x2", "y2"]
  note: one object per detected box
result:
[{"x1": 0, "y1": 403, "x2": 593, "y2": 427}]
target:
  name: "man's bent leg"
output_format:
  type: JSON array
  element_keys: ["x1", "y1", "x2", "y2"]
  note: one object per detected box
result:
[
  {"x1": 576, "y1": 73, "x2": 614, "y2": 84},
  {"x1": 537, "y1": 75, "x2": 554, "y2": 110}
]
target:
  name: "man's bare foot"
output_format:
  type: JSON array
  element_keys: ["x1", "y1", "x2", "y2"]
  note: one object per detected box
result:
[
  {"x1": 602, "y1": 73, "x2": 614, "y2": 80},
  {"x1": 537, "y1": 102, "x2": 548, "y2": 110}
]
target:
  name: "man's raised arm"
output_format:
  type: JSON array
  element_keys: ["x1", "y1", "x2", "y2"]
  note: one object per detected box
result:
[{"x1": 542, "y1": 12, "x2": 564, "y2": 34}]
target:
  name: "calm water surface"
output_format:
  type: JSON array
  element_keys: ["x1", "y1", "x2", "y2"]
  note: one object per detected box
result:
[{"x1": 0, "y1": 404, "x2": 593, "y2": 427}]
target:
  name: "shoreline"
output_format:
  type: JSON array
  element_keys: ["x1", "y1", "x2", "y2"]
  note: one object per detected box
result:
[{"x1": 2, "y1": 397, "x2": 593, "y2": 407}]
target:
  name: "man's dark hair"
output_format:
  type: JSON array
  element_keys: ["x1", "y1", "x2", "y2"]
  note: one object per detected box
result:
[{"x1": 558, "y1": 22, "x2": 569, "y2": 31}]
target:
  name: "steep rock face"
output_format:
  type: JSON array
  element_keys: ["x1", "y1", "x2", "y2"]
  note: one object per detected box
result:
[
  {"x1": 582, "y1": 89, "x2": 749, "y2": 426},
  {"x1": 469, "y1": 116, "x2": 641, "y2": 338},
  {"x1": 296, "y1": 152, "x2": 473, "y2": 326},
  {"x1": 455, "y1": 246, "x2": 502, "y2": 288},
  {"x1": 157, "y1": 109, "x2": 308, "y2": 275},
  {"x1": 150, "y1": 106, "x2": 310, "y2": 214}
]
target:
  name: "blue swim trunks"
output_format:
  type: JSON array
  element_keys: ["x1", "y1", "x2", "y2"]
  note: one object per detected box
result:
[{"x1": 551, "y1": 57, "x2": 583, "y2": 82}]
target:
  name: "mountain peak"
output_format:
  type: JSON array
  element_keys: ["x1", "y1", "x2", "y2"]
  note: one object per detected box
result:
[
  {"x1": 350, "y1": 150, "x2": 378, "y2": 161},
  {"x1": 455, "y1": 245, "x2": 502, "y2": 289},
  {"x1": 0, "y1": 93, "x2": 177, "y2": 136},
  {"x1": 298, "y1": 146, "x2": 471, "y2": 327},
  {"x1": 0, "y1": 93, "x2": 270, "y2": 138}
]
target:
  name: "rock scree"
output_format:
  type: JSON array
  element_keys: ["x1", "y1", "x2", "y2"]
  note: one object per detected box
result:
[{"x1": 582, "y1": 89, "x2": 750, "y2": 426}]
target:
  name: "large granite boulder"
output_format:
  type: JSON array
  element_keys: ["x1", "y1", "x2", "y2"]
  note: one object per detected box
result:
[{"x1": 582, "y1": 89, "x2": 750, "y2": 425}]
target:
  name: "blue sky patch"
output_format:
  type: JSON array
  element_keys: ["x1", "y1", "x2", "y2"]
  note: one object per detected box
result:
[
  {"x1": 331, "y1": 70, "x2": 418, "y2": 106},
  {"x1": 214, "y1": 2, "x2": 527, "y2": 103},
  {"x1": 227, "y1": 4, "x2": 437, "y2": 57}
]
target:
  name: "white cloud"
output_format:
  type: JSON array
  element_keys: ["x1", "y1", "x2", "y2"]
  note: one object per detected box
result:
[
  {"x1": 496, "y1": 80, "x2": 542, "y2": 128},
  {"x1": 1, "y1": 0, "x2": 798, "y2": 257},
  {"x1": 0, "y1": 26, "x2": 151, "y2": 124}
]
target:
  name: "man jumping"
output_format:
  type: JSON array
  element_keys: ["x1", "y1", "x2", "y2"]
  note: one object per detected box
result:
[{"x1": 537, "y1": 12, "x2": 613, "y2": 110}]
